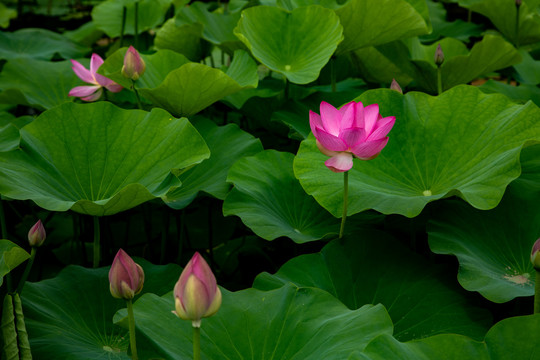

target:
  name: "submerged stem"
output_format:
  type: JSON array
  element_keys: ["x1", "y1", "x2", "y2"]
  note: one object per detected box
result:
[{"x1": 339, "y1": 171, "x2": 349, "y2": 239}]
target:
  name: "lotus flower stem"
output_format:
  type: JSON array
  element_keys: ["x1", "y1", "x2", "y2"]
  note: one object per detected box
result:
[
  {"x1": 16, "y1": 247, "x2": 36, "y2": 295},
  {"x1": 134, "y1": 1, "x2": 140, "y2": 49},
  {"x1": 120, "y1": 6, "x2": 127, "y2": 48},
  {"x1": 515, "y1": 2, "x2": 520, "y2": 48},
  {"x1": 126, "y1": 299, "x2": 139, "y2": 360},
  {"x1": 193, "y1": 326, "x2": 201, "y2": 360},
  {"x1": 93, "y1": 216, "x2": 101, "y2": 268},
  {"x1": 436, "y1": 67, "x2": 442, "y2": 95},
  {"x1": 132, "y1": 80, "x2": 143, "y2": 109},
  {"x1": 534, "y1": 270, "x2": 540, "y2": 314},
  {"x1": 339, "y1": 171, "x2": 349, "y2": 239}
]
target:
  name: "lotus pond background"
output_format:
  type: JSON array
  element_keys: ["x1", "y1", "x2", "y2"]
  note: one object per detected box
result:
[{"x1": 2, "y1": 0, "x2": 540, "y2": 358}]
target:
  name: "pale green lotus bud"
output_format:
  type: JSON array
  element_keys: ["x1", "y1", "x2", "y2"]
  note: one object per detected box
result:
[
  {"x1": 28, "y1": 220, "x2": 46, "y2": 247},
  {"x1": 122, "y1": 46, "x2": 146, "y2": 81}
]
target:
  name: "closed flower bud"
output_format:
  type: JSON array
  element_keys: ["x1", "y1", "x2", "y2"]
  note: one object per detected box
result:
[
  {"x1": 390, "y1": 79, "x2": 403, "y2": 94},
  {"x1": 531, "y1": 239, "x2": 540, "y2": 270},
  {"x1": 121, "y1": 46, "x2": 146, "y2": 81},
  {"x1": 109, "y1": 249, "x2": 144, "y2": 300},
  {"x1": 434, "y1": 43, "x2": 445, "y2": 66},
  {"x1": 173, "y1": 252, "x2": 222, "y2": 327},
  {"x1": 516, "y1": 0, "x2": 522, "y2": 7},
  {"x1": 28, "y1": 220, "x2": 46, "y2": 247}
]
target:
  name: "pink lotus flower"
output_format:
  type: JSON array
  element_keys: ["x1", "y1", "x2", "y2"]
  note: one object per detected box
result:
[
  {"x1": 309, "y1": 101, "x2": 395, "y2": 172},
  {"x1": 69, "y1": 53, "x2": 123, "y2": 102},
  {"x1": 28, "y1": 219, "x2": 46, "y2": 247},
  {"x1": 109, "y1": 249, "x2": 144, "y2": 300},
  {"x1": 531, "y1": 239, "x2": 540, "y2": 270},
  {"x1": 173, "y1": 252, "x2": 221, "y2": 327}
]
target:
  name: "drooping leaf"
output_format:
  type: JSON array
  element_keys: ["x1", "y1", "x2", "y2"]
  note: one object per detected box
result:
[
  {"x1": 254, "y1": 230, "x2": 491, "y2": 341},
  {"x1": 0, "y1": 102, "x2": 209, "y2": 216},
  {"x1": 164, "y1": 119, "x2": 263, "y2": 209},
  {"x1": 223, "y1": 150, "x2": 341, "y2": 243},
  {"x1": 294, "y1": 85, "x2": 540, "y2": 218},
  {"x1": 0, "y1": 240, "x2": 30, "y2": 287},
  {"x1": 115, "y1": 284, "x2": 393, "y2": 359},
  {"x1": 234, "y1": 5, "x2": 343, "y2": 84}
]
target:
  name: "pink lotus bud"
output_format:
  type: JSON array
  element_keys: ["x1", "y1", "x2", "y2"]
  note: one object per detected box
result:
[
  {"x1": 173, "y1": 252, "x2": 222, "y2": 327},
  {"x1": 28, "y1": 220, "x2": 46, "y2": 247},
  {"x1": 390, "y1": 79, "x2": 402, "y2": 94},
  {"x1": 109, "y1": 249, "x2": 144, "y2": 300},
  {"x1": 122, "y1": 46, "x2": 146, "y2": 81},
  {"x1": 531, "y1": 239, "x2": 540, "y2": 270},
  {"x1": 516, "y1": 0, "x2": 522, "y2": 7},
  {"x1": 434, "y1": 43, "x2": 444, "y2": 66}
]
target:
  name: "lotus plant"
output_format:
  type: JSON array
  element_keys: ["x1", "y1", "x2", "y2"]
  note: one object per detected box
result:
[
  {"x1": 174, "y1": 252, "x2": 222, "y2": 360},
  {"x1": 121, "y1": 46, "x2": 145, "y2": 109},
  {"x1": 310, "y1": 100, "x2": 395, "y2": 237},
  {"x1": 16, "y1": 220, "x2": 46, "y2": 294},
  {"x1": 69, "y1": 53, "x2": 122, "y2": 101},
  {"x1": 109, "y1": 249, "x2": 145, "y2": 360}
]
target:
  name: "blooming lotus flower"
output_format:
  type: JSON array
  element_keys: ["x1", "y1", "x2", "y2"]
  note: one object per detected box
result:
[
  {"x1": 309, "y1": 101, "x2": 396, "y2": 172},
  {"x1": 69, "y1": 53, "x2": 123, "y2": 102},
  {"x1": 28, "y1": 219, "x2": 46, "y2": 247},
  {"x1": 109, "y1": 249, "x2": 144, "y2": 300},
  {"x1": 122, "y1": 46, "x2": 146, "y2": 81},
  {"x1": 531, "y1": 239, "x2": 540, "y2": 270},
  {"x1": 173, "y1": 252, "x2": 221, "y2": 327}
]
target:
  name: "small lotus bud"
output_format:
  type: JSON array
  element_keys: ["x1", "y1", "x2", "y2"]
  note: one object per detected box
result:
[
  {"x1": 390, "y1": 79, "x2": 403, "y2": 94},
  {"x1": 173, "y1": 252, "x2": 222, "y2": 327},
  {"x1": 531, "y1": 239, "x2": 540, "y2": 270},
  {"x1": 516, "y1": 0, "x2": 522, "y2": 7},
  {"x1": 109, "y1": 249, "x2": 145, "y2": 300},
  {"x1": 121, "y1": 46, "x2": 146, "y2": 81},
  {"x1": 434, "y1": 43, "x2": 445, "y2": 66},
  {"x1": 28, "y1": 220, "x2": 46, "y2": 247}
]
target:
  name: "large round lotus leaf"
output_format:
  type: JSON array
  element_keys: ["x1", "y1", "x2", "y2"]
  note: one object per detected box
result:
[
  {"x1": 421, "y1": 0, "x2": 483, "y2": 43},
  {"x1": 0, "y1": 59, "x2": 81, "y2": 110},
  {"x1": 335, "y1": 0, "x2": 430, "y2": 54},
  {"x1": 0, "y1": 240, "x2": 30, "y2": 287},
  {"x1": 164, "y1": 119, "x2": 263, "y2": 209},
  {"x1": 114, "y1": 284, "x2": 393, "y2": 359},
  {"x1": 223, "y1": 150, "x2": 341, "y2": 243},
  {"x1": 234, "y1": 5, "x2": 343, "y2": 84},
  {"x1": 254, "y1": 229, "x2": 491, "y2": 341},
  {"x1": 0, "y1": 102, "x2": 209, "y2": 216},
  {"x1": 427, "y1": 145, "x2": 540, "y2": 303},
  {"x1": 355, "y1": 314, "x2": 540, "y2": 360},
  {"x1": 92, "y1": 0, "x2": 172, "y2": 37},
  {"x1": 154, "y1": 18, "x2": 203, "y2": 61},
  {"x1": 459, "y1": 0, "x2": 540, "y2": 46},
  {"x1": 294, "y1": 85, "x2": 540, "y2": 218},
  {"x1": 0, "y1": 28, "x2": 89, "y2": 60},
  {"x1": 22, "y1": 261, "x2": 182, "y2": 360}
]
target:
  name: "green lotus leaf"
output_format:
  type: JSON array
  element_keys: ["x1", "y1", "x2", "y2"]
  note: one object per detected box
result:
[
  {"x1": 0, "y1": 59, "x2": 81, "y2": 110},
  {"x1": 427, "y1": 145, "x2": 540, "y2": 303},
  {"x1": 154, "y1": 18, "x2": 204, "y2": 61},
  {"x1": 234, "y1": 5, "x2": 343, "y2": 84},
  {"x1": 294, "y1": 85, "x2": 540, "y2": 218},
  {"x1": 0, "y1": 123, "x2": 20, "y2": 152},
  {"x1": 223, "y1": 150, "x2": 341, "y2": 243},
  {"x1": 0, "y1": 102, "x2": 209, "y2": 216},
  {"x1": 357, "y1": 314, "x2": 540, "y2": 360},
  {"x1": 22, "y1": 261, "x2": 182, "y2": 360},
  {"x1": 0, "y1": 3, "x2": 16, "y2": 29},
  {"x1": 115, "y1": 284, "x2": 393, "y2": 359},
  {"x1": 335, "y1": 0, "x2": 430, "y2": 54},
  {"x1": 164, "y1": 119, "x2": 263, "y2": 209},
  {"x1": 0, "y1": 28, "x2": 89, "y2": 60},
  {"x1": 421, "y1": 0, "x2": 483, "y2": 43},
  {"x1": 459, "y1": 0, "x2": 540, "y2": 46},
  {"x1": 0, "y1": 240, "x2": 30, "y2": 287},
  {"x1": 254, "y1": 229, "x2": 491, "y2": 341},
  {"x1": 513, "y1": 49, "x2": 540, "y2": 85},
  {"x1": 480, "y1": 80, "x2": 540, "y2": 107},
  {"x1": 92, "y1": 0, "x2": 173, "y2": 38}
]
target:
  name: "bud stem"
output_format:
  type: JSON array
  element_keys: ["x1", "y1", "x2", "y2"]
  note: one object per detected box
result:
[
  {"x1": 132, "y1": 80, "x2": 143, "y2": 110},
  {"x1": 437, "y1": 66, "x2": 443, "y2": 95},
  {"x1": 126, "y1": 299, "x2": 139, "y2": 360},
  {"x1": 134, "y1": 1, "x2": 140, "y2": 49},
  {"x1": 93, "y1": 216, "x2": 101, "y2": 268},
  {"x1": 515, "y1": 3, "x2": 520, "y2": 48},
  {"x1": 534, "y1": 270, "x2": 540, "y2": 314},
  {"x1": 339, "y1": 171, "x2": 349, "y2": 239},
  {"x1": 16, "y1": 247, "x2": 36, "y2": 295},
  {"x1": 120, "y1": 6, "x2": 127, "y2": 48},
  {"x1": 193, "y1": 325, "x2": 201, "y2": 360}
]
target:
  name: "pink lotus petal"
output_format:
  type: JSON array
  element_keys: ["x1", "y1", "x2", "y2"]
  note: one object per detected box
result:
[
  {"x1": 70, "y1": 60, "x2": 95, "y2": 84},
  {"x1": 105, "y1": 82, "x2": 123, "y2": 93},
  {"x1": 338, "y1": 102, "x2": 355, "y2": 129},
  {"x1": 319, "y1": 101, "x2": 342, "y2": 136},
  {"x1": 340, "y1": 127, "x2": 365, "y2": 148},
  {"x1": 309, "y1": 110, "x2": 323, "y2": 138},
  {"x1": 81, "y1": 88, "x2": 103, "y2": 102},
  {"x1": 316, "y1": 140, "x2": 341, "y2": 157},
  {"x1": 351, "y1": 137, "x2": 389, "y2": 160},
  {"x1": 89, "y1": 53, "x2": 104, "y2": 76},
  {"x1": 352, "y1": 101, "x2": 365, "y2": 128},
  {"x1": 363, "y1": 103, "x2": 380, "y2": 134},
  {"x1": 367, "y1": 116, "x2": 396, "y2": 141},
  {"x1": 69, "y1": 85, "x2": 101, "y2": 97},
  {"x1": 316, "y1": 127, "x2": 348, "y2": 152},
  {"x1": 325, "y1": 153, "x2": 353, "y2": 172}
]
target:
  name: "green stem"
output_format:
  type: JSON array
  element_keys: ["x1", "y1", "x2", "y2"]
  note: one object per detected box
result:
[
  {"x1": 535, "y1": 270, "x2": 540, "y2": 314},
  {"x1": 120, "y1": 6, "x2": 127, "y2": 48},
  {"x1": 16, "y1": 247, "x2": 36, "y2": 295},
  {"x1": 193, "y1": 325, "x2": 201, "y2": 360},
  {"x1": 339, "y1": 171, "x2": 349, "y2": 239},
  {"x1": 93, "y1": 216, "x2": 100, "y2": 268},
  {"x1": 132, "y1": 80, "x2": 143, "y2": 110},
  {"x1": 436, "y1": 65, "x2": 442, "y2": 95},
  {"x1": 515, "y1": 4, "x2": 520, "y2": 48},
  {"x1": 467, "y1": 9, "x2": 471, "y2": 23},
  {"x1": 126, "y1": 299, "x2": 139, "y2": 360},
  {"x1": 330, "y1": 57, "x2": 336, "y2": 93},
  {"x1": 134, "y1": 1, "x2": 139, "y2": 49}
]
